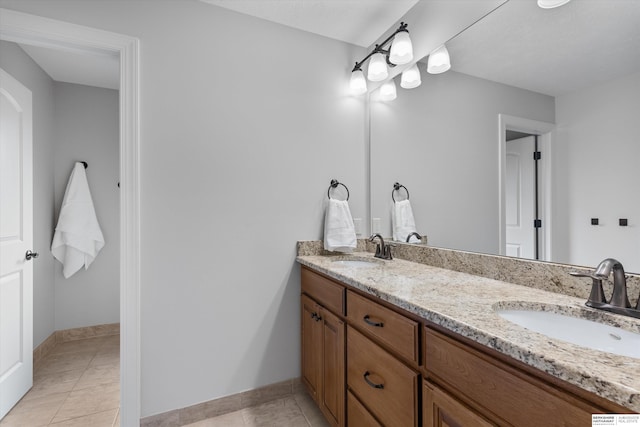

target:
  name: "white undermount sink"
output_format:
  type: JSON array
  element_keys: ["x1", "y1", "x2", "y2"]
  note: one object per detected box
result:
[{"x1": 496, "y1": 308, "x2": 640, "y2": 359}]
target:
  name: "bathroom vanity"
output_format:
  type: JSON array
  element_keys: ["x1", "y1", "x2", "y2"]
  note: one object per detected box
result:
[{"x1": 297, "y1": 245, "x2": 639, "y2": 427}]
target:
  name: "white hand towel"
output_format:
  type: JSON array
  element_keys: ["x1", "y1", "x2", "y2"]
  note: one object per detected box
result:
[
  {"x1": 392, "y1": 199, "x2": 419, "y2": 243},
  {"x1": 324, "y1": 199, "x2": 357, "y2": 253},
  {"x1": 51, "y1": 162, "x2": 105, "y2": 278}
]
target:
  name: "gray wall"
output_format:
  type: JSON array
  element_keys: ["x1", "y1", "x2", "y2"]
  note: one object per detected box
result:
[
  {"x1": 0, "y1": 0, "x2": 367, "y2": 416},
  {"x1": 0, "y1": 41, "x2": 56, "y2": 348},
  {"x1": 53, "y1": 82, "x2": 120, "y2": 329},
  {"x1": 554, "y1": 71, "x2": 640, "y2": 272},
  {"x1": 370, "y1": 70, "x2": 555, "y2": 254}
]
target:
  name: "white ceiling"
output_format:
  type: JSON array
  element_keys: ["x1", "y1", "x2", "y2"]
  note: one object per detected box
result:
[
  {"x1": 14, "y1": 0, "x2": 640, "y2": 97},
  {"x1": 199, "y1": 0, "x2": 419, "y2": 48},
  {"x1": 19, "y1": 43, "x2": 119, "y2": 90},
  {"x1": 446, "y1": 0, "x2": 640, "y2": 96}
]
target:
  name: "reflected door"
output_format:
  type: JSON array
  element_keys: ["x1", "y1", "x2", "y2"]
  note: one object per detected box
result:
[
  {"x1": 505, "y1": 136, "x2": 535, "y2": 259},
  {"x1": 0, "y1": 68, "x2": 33, "y2": 419}
]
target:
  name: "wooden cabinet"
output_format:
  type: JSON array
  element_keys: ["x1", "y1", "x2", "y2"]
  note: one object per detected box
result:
[
  {"x1": 424, "y1": 326, "x2": 626, "y2": 427},
  {"x1": 346, "y1": 290, "x2": 419, "y2": 364},
  {"x1": 347, "y1": 391, "x2": 382, "y2": 427},
  {"x1": 423, "y1": 380, "x2": 495, "y2": 427},
  {"x1": 347, "y1": 326, "x2": 418, "y2": 427},
  {"x1": 302, "y1": 265, "x2": 631, "y2": 427},
  {"x1": 301, "y1": 269, "x2": 345, "y2": 427}
]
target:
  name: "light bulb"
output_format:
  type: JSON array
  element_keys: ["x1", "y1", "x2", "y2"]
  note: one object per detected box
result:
[
  {"x1": 368, "y1": 52, "x2": 388, "y2": 82},
  {"x1": 537, "y1": 0, "x2": 571, "y2": 8},
  {"x1": 349, "y1": 69, "x2": 367, "y2": 95},
  {"x1": 427, "y1": 45, "x2": 451, "y2": 74},
  {"x1": 401, "y1": 64, "x2": 421, "y2": 89},
  {"x1": 389, "y1": 31, "x2": 413, "y2": 65},
  {"x1": 379, "y1": 79, "x2": 397, "y2": 101}
]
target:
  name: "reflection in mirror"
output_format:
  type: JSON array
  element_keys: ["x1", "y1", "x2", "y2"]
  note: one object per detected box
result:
[{"x1": 370, "y1": 0, "x2": 640, "y2": 272}]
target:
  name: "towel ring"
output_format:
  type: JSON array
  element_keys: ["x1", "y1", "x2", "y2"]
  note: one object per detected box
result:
[
  {"x1": 328, "y1": 179, "x2": 350, "y2": 201},
  {"x1": 392, "y1": 182, "x2": 409, "y2": 202}
]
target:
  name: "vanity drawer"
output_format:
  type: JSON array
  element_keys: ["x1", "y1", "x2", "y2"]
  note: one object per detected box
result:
[
  {"x1": 347, "y1": 290, "x2": 419, "y2": 364},
  {"x1": 347, "y1": 326, "x2": 418, "y2": 427},
  {"x1": 301, "y1": 267, "x2": 344, "y2": 315},
  {"x1": 347, "y1": 391, "x2": 382, "y2": 427},
  {"x1": 424, "y1": 327, "x2": 601, "y2": 427}
]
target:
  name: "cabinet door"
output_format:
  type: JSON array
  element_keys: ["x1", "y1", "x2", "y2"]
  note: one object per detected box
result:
[
  {"x1": 424, "y1": 381, "x2": 495, "y2": 427},
  {"x1": 301, "y1": 294, "x2": 322, "y2": 401},
  {"x1": 319, "y1": 307, "x2": 345, "y2": 427},
  {"x1": 347, "y1": 391, "x2": 382, "y2": 427}
]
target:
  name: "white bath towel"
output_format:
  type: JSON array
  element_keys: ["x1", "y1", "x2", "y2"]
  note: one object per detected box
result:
[
  {"x1": 392, "y1": 199, "x2": 419, "y2": 243},
  {"x1": 51, "y1": 162, "x2": 105, "y2": 278},
  {"x1": 324, "y1": 199, "x2": 357, "y2": 253}
]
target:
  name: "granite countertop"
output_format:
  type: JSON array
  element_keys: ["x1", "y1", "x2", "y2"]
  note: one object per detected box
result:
[{"x1": 296, "y1": 252, "x2": 640, "y2": 412}]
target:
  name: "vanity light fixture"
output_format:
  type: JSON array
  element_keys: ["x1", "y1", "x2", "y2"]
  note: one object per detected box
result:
[
  {"x1": 537, "y1": 0, "x2": 571, "y2": 8},
  {"x1": 379, "y1": 79, "x2": 397, "y2": 101},
  {"x1": 349, "y1": 22, "x2": 414, "y2": 95},
  {"x1": 401, "y1": 63, "x2": 421, "y2": 89},
  {"x1": 427, "y1": 44, "x2": 451, "y2": 74}
]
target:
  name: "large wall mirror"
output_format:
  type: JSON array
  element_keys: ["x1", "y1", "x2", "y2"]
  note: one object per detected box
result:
[{"x1": 370, "y1": 0, "x2": 640, "y2": 272}]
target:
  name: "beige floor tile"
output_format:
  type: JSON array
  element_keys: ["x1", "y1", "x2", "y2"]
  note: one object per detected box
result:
[
  {"x1": 182, "y1": 410, "x2": 246, "y2": 427},
  {"x1": 73, "y1": 363, "x2": 120, "y2": 390},
  {"x1": 0, "y1": 391, "x2": 68, "y2": 427},
  {"x1": 90, "y1": 351, "x2": 119, "y2": 368},
  {"x1": 293, "y1": 393, "x2": 330, "y2": 427},
  {"x1": 241, "y1": 397, "x2": 309, "y2": 427},
  {"x1": 49, "y1": 409, "x2": 118, "y2": 426},
  {"x1": 26, "y1": 368, "x2": 84, "y2": 401},
  {"x1": 35, "y1": 351, "x2": 95, "y2": 376},
  {"x1": 50, "y1": 337, "x2": 106, "y2": 355},
  {"x1": 51, "y1": 382, "x2": 120, "y2": 423}
]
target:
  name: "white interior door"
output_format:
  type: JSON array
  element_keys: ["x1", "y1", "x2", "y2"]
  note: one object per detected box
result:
[
  {"x1": 0, "y1": 68, "x2": 33, "y2": 419},
  {"x1": 505, "y1": 136, "x2": 535, "y2": 259}
]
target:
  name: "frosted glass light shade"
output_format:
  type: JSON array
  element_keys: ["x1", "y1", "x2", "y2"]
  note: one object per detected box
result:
[
  {"x1": 427, "y1": 45, "x2": 451, "y2": 74},
  {"x1": 401, "y1": 64, "x2": 421, "y2": 89},
  {"x1": 389, "y1": 31, "x2": 413, "y2": 65},
  {"x1": 537, "y1": 0, "x2": 571, "y2": 8},
  {"x1": 350, "y1": 69, "x2": 367, "y2": 95},
  {"x1": 368, "y1": 52, "x2": 388, "y2": 82},
  {"x1": 379, "y1": 79, "x2": 397, "y2": 101}
]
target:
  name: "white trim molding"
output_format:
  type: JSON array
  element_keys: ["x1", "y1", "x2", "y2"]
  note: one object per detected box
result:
[
  {"x1": 0, "y1": 9, "x2": 141, "y2": 426},
  {"x1": 498, "y1": 114, "x2": 555, "y2": 261}
]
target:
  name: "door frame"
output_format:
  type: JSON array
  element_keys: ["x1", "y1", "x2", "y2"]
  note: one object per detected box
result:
[
  {"x1": 498, "y1": 114, "x2": 554, "y2": 261},
  {"x1": 0, "y1": 9, "x2": 141, "y2": 425}
]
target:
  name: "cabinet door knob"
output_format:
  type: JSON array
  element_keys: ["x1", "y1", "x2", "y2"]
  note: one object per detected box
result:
[
  {"x1": 363, "y1": 371, "x2": 384, "y2": 389},
  {"x1": 25, "y1": 250, "x2": 39, "y2": 261},
  {"x1": 363, "y1": 315, "x2": 384, "y2": 327}
]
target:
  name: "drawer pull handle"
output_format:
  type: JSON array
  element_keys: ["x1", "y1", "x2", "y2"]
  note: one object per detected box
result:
[
  {"x1": 363, "y1": 315, "x2": 384, "y2": 327},
  {"x1": 363, "y1": 371, "x2": 384, "y2": 389},
  {"x1": 311, "y1": 312, "x2": 322, "y2": 322}
]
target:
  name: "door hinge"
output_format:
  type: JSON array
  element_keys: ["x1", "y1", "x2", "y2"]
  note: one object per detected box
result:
[
  {"x1": 534, "y1": 219, "x2": 542, "y2": 228},
  {"x1": 533, "y1": 151, "x2": 541, "y2": 160}
]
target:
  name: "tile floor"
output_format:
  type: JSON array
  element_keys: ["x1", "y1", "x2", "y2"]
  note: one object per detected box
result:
[
  {"x1": 2, "y1": 333, "x2": 329, "y2": 427},
  {"x1": 183, "y1": 393, "x2": 330, "y2": 427},
  {"x1": 0, "y1": 335, "x2": 120, "y2": 427}
]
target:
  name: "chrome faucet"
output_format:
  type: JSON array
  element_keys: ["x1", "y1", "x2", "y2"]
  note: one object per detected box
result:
[
  {"x1": 406, "y1": 232, "x2": 422, "y2": 243},
  {"x1": 370, "y1": 233, "x2": 392, "y2": 260},
  {"x1": 570, "y1": 258, "x2": 640, "y2": 319}
]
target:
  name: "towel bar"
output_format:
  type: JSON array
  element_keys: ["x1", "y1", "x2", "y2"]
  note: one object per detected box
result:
[
  {"x1": 328, "y1": 179, "x2": 350, "y2": 201},
  {"x1": 392, "y1": 182, "x2": 409, "y2": 202}
]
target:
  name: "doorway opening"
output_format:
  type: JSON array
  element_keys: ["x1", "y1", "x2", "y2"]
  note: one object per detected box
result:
[
  {"x1": 0, "y1": 8, "x2": 140, "y2": 426},
  {"x1": 498, "y1": 114, "x2": 554, "y2": 262}
]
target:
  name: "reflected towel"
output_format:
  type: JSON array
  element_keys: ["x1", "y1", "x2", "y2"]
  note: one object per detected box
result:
[
  {"x1": 51, "y1": 162, "x2": 105, "y2": 278},
  {"x1": 324, "y1": 199, "x2": 357, "y2": 253},
  {"x1": 392, "y1": 199, "x2": 418, "y2": 243}
]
